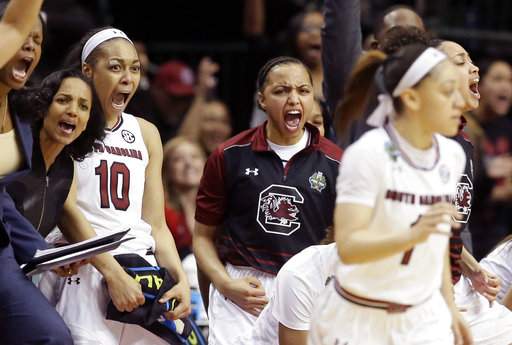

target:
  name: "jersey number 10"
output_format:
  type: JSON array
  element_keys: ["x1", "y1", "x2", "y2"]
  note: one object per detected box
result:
[{"x1": 95, "y1": 160, "x2": 131, "y2": 210}]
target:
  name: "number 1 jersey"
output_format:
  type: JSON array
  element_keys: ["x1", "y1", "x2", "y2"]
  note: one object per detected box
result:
[
  {"x1": 335, "y1": 126, "x2": 466, "y2": 305},
  {"x1": 74, "y1": 113, "x2": 155, "y2": 254}
]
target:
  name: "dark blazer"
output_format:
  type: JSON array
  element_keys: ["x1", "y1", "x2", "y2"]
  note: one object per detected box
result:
[{"x1": 0, "y1": 108, "x2": 48, "y2": 264}]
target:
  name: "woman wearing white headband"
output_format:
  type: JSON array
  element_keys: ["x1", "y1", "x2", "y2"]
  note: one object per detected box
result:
[
  {"x1": 309, "y1": 44, "x2": 472, "y2": 344},
  {"x1": 41, "y1": 27, "x2": 191, "y2": 345}
]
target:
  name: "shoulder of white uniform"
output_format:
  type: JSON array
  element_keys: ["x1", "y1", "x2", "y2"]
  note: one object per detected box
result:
[
  {"x1": 488, "y1": 241, "x2": 512, "y2": 259},
  {"x1": 344, "y1": 127, "x2": 388, "y2": 159},
  {"x1": 278, "y1": 245, "x2": 329, "y2": 276},
  {"x1": 436, "y1": 134, "x2": 461, "y2": 150},
  {"x1": 132, "y1": 116, "x2": 160, "y2": 138},
  {"x1": 436, "y1": 135, "x2": 466, "y2": 161}
]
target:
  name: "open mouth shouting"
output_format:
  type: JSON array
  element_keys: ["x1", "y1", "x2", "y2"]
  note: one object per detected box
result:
[
  {"x1": 58, "y1": 119, "x2": 76, "y2": 135},
  {"x1": 469, "y1": 77, "x2": 480, "y2": 99},
  {"x1": 284, "y1": 109, "x2": 302, "y2": 132},
  {"x1": 11, "y1": 56, "x2": 34, "y2": 83},
  {"x1": 111, "y1": 91, "x2": 131, "y2": 111}
]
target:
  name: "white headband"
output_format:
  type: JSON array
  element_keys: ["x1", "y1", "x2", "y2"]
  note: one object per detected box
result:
[
  {"x1": 81, "y1": 28, "x2": 133, "y2": 64},
  {"x1": 367, "y1": 47, "x2": 447, "y2": 127}
]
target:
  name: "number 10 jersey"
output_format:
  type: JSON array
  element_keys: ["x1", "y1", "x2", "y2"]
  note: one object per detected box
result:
[{"x1": 74, "y1": 113, "x2": 155, "y2": 254}]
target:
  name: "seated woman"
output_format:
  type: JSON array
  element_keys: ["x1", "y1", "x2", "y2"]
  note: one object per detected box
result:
[
  {"x1": 163, "y1": 136, "x2": 209, "y2": 326},
  {"x1": 8, "y1": 68, "x2": 104, "y2": 238},
  {"x1": 9, "y1": 67, "x2": 158, "y2": 320},
  {"x1": 162, "y1": 136, "x2": 206, "y2": 259},
  {"x1": 0, "y1": 4, "x2": 76, "y2": 342}
]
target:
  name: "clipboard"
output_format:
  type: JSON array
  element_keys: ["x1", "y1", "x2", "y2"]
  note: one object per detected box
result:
[{"x1": 22, "y1": 228, "x2": 133, "y2": 276}]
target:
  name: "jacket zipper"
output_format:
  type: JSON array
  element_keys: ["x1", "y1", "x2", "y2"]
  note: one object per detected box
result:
[
  {"x1": 36, "y1": 176, "x2": 49, "y2": 231},
  {"x1": 281, "y1": 134, "x2": 313, "y2": 181}
]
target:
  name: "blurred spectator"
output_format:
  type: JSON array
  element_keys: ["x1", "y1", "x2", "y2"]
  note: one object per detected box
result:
[
  {"x1": 38, "y1": 0, "x2": 97, "y2": 80},
  {"x1": 199, "y1": 101, "x2": 232, "y2": 155},
  {"x1": 125, "y1": 40, "x2": 158, "y2": 118},
  {"x1": 286, "y1": 7, "x2": 324, "y2": 98},
  {"x1": 307, "y1": 98, "x2": 325, "y2": 137},
  {"x1": 469, "y1": 59, "x2": 512, "y2": 259},
  {"x1": 177, "y1": 57, "x2": 233, "y2": 156},
  {"x1": 163, "y1": 137, "x2": 206, "y2": 259},
  {"x1": 179, "y1": 99, "x2": 232, "y2": 157},
  {"x1": 162, "y1": 137, "x2": 210, "y2": 333},
  {"x1": 150, "y1": 59, "x2": 196, "y2": 142}
]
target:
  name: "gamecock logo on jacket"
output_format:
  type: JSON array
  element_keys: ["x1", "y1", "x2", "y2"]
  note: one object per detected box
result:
[
  {"x1": 454, "y1": 174, "x2": 473, "y2": 223},
  {"x1": 257, "y1": 184, "x2": 304, "y2": 236}
]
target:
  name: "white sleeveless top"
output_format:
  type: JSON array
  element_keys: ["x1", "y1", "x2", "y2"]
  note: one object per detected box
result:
[
  {"x1": 335, "y1": 127, "x2": 466, "y2": 305},
  {"x1": 0, "y1": 129, "x2": 23, "y2": 177},
  {"x1": 74, "y1": 113, "x2": 155, "y2": 254}
]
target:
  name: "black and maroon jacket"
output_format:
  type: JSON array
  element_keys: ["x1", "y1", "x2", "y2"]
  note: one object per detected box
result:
[
  {"x1": 450, "y1": 120, "x2": 475, "y2": 284},
  {"x1": 195, "y1": 123, "x2": 342, "y2": 275}
]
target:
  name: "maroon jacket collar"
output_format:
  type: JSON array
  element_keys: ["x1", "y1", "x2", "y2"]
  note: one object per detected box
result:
[{"x1": 251, "y1": 121, "x2": 321, "y2": 152}]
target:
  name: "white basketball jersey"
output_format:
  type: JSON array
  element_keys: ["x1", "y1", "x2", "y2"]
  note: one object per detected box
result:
[
  {"x1": 335, "y1": 127, "x2": 466, "y2": 305},
  {"x1": 480, "y1": 241, "x2": 512, "y2": 302},
  {"x1": 74, "y1": 113, "x2": 155, "y2": 254}
]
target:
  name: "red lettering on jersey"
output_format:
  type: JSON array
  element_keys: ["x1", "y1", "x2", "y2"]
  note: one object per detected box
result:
[
  {"x1": 100, "y1": 145, "x2": 142, "y2": 160},
  {"x1": 385, "y1": 190, "x2": 415, "y2": 204},
  {"x1": 93, "y1": 143, "x2": 104, "y2": 153},
  {"x1": 419, "y1": 194, "x2": 452, "y2": 205}
]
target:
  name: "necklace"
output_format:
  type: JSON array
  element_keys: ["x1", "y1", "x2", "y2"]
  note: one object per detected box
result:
[{"x1": 0, "y1": 95, "x2": 7, "y2": 133}]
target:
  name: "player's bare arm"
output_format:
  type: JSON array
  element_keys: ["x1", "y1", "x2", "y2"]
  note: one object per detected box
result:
[
  {"x1": 442, "y1": 248, "x2": 474, "y2": 345},
  {"x1": 59, "y1": 168, "x2": 145, "y2": 312},
  {"x1": 278, "y1": 323, "x2": 307, "y2": 345},
  {"x1": 193, "y1": 222, "x2": 268, "y2": 317},
  {"x1": 138, "y1": 117, "x2": 191, "y2": 319},
  {"x1": 336, "y1": 202, "x2": 460, "y2": 264},
  {"x1": 0, "y1": 0, "x2": 43, "y2": 67},
  {"x1": 460, "y1": 246, "x2": 501, "y2": 302}
]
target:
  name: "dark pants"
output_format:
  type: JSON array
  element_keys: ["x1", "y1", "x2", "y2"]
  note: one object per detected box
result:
[{"x1": 0, "y1": 245, "x2": 73, "y2": 345}]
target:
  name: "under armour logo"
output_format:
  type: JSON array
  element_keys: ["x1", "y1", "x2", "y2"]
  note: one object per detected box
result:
[
  {"x1": 245, "y1": 168, "x2": 259, "y2": 176},
  {"x1": 67, "y1": 277, "x2": 80, "y2": 285}
]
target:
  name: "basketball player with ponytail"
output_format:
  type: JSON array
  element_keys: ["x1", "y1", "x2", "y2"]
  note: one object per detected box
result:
[{"x1": 309, "y1": 44, "x2": 472, "y2": 344}]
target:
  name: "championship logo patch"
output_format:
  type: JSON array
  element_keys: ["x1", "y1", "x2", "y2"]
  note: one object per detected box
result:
[
  {"x1": 385, "y1": 141, "x2": 400, "y2": 162},
  {"x1": 453, "y1": 174, "x2": 473, "y2": 223},
  {"x1": 257, "y1": 184, "x2": 304, "y2": 236},
  {"x1": 309, "y1": 171, "x2": 326, "y2": 192},
  {"x1": 121, "y1": 129, "x2": 135, "y2": 143}
]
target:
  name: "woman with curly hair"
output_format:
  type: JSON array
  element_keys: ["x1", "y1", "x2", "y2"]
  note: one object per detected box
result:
[
  {"x1": 0, "y1": 2, "x2": 78, "y2": 342},
  {"x1": 8, "y1": 68, "x2": 104, "y2": 237}
]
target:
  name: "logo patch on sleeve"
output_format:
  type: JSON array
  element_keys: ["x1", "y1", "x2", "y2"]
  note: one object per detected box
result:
[{"x1": 309, "y1": 171, "x2": 327, "y2": 192}]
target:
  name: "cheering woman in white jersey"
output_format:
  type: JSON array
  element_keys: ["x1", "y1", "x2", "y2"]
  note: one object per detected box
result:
[
  {"x1": 309, "y1": 44, "x2": 472, "y2": 345},
  {"x1": 41, "y1": 28, "x2": 191, "y2": 345}
]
